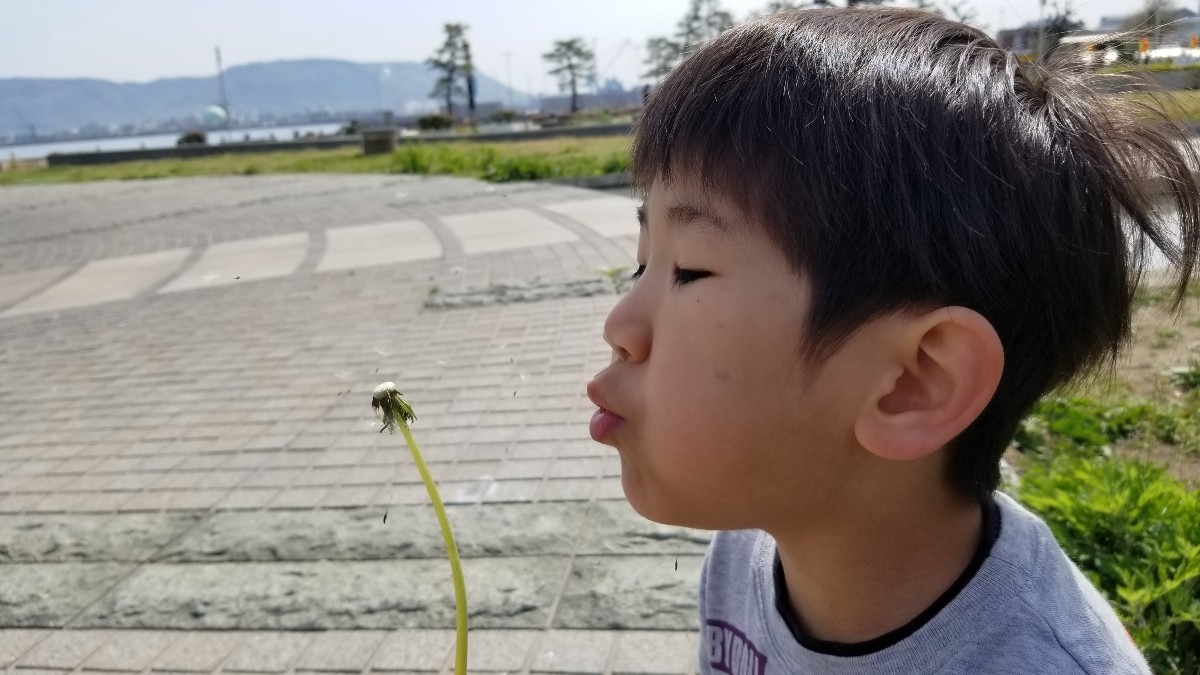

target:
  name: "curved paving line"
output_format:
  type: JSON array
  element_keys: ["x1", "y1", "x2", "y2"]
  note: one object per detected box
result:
[
  {"x1": 294, "y1": 227, "x2": 329, "y2": 276},
  {"x1": 142, "y1": 244, "x2": 206, "y2": 297},
  {"x1": 0, "y1": 260, "x2": 86, "y2": 314},
  {"x1": 0, "y1": 183, "x2": 382, "y2": 247}
]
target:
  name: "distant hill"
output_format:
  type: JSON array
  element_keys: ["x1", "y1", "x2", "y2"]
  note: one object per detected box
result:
[{"x1": 0, "y1": 59, "x2": 533, "y2": 136}]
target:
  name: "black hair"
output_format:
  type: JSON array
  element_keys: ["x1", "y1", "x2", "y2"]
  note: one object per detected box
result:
[{"x1": 632, "y1": 7, "x2": 1200, "y2": 500}]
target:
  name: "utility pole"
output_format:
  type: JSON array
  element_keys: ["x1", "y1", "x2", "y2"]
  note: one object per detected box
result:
[
  {"x1": 214, "y1": 46, "x2": 231, "y2": 127},
  {"x1": 1035, "y1": 0, "x2": 1046, "y2": 62},
  {"x1": 374, "y1": 69, "x2": 382, "y2": 118},
  {"x1": 592, "y1": 36, "x2": 600, "y2": 94},
  {"x1": 376, "y1": 65, "x2": 390, "y2": 122},
  {"x1": 502, "y1": 51, "x2": 514, "y2": 108}
]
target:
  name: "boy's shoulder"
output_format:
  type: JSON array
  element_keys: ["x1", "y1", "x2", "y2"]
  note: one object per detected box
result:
[{"x1": 697, "y1": 494, "x2": 1151, "y2": 675}]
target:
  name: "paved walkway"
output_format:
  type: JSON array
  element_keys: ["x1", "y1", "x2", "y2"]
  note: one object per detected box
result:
[{"x1": 0, "y1": 176, "x2": 706, "y2": 674}]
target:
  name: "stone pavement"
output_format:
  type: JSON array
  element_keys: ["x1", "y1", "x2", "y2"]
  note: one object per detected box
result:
[{"x1": 0, "y1": 175, "x2": 708, "y2": 674}]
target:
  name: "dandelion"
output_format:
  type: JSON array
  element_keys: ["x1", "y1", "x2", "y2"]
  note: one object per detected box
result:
[{"x1": 372, "y1": 382, "x2": 468, "y2": 675}]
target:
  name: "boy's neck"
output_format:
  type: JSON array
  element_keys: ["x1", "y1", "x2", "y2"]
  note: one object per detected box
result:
[{"x1": 771, "y1": 486, "x2": 984, "y2": 646}]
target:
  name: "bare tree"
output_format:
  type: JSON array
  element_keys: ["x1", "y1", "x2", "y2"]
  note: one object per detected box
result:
[
  {"x1": 544, "y1": 38, "x2": 597, "y2": 113},
  {"x1": 427, "y1": 23, "x2": 468, "y2": 117}
]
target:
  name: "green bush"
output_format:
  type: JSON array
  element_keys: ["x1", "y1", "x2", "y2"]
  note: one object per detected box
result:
[
  {"x1": 1015, "y1": 398, "x2": 1149, "y2": 455},
  {"x1": 388, "y1": 146, "x2": 434, "y2": 174},
  {"x1": 1015, "y1": 453, "x2": 1200, "y2": 674},
  {"x1": 487, "y1": 109, "x2": 518, "y2": 123},
  {"x1": 489, "y1": 155, "x2": 557, "y2": 181},
  {"x1": 417, "y1": 114, "x2": 455, "y2": 131},
  {"x1": 338, "y1": 120, "x2": 363, "y2": 135},
  {"x1": 176, "y1": 130, "x2": 206, "y2": 146}
]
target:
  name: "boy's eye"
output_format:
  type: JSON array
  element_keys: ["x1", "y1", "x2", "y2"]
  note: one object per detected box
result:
[
  {"x1": 673, "y1": 268, "x2": 711, "y2": 286},
  {"x1": 629, "y1": 264, "x2": 646, "y2": 281}
]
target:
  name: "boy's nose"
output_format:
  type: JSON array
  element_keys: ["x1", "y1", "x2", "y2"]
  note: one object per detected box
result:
[{"x1": 603, "y1": 287, "x2": 650, "y2": 364}]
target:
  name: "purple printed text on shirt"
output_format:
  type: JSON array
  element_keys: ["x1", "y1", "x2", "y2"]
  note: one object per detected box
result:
[{"x1": 707, "y1": 619, "x2": 767, "y2": 675}]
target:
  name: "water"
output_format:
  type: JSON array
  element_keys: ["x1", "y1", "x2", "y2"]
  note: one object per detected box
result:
[{"x1": 1, "y1": 122, "x2": 347, "y2": 161}]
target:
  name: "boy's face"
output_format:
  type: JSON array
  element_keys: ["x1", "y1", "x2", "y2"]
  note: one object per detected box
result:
[{"x1": 589, "y1": 178, "x2": 866, "y2": 531}]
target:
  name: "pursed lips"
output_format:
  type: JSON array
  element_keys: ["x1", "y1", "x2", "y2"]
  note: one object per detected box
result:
[
  {"x1": 586, "y1": 378, "x2": 623, "y2": 418},
  {"x1": 587, "y1": 376, "x2": 628, "y2": 444}
]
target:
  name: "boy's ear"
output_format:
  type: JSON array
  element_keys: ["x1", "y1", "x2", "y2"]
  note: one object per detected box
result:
[{"x1": 854, "y1": 307, "x2": 1004, "y2": 462}]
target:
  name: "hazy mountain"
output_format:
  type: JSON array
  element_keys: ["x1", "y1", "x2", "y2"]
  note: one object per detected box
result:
[{"x1": 1, "y1": 59, "x2": 533, "y2": 136}]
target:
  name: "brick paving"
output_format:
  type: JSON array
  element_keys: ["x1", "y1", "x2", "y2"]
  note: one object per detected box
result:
[{"x1": 0, "y1": 175, "x2": 704, "y2": 674}]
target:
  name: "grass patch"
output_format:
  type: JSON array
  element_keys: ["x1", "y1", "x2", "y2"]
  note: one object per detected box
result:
[
  {"x1": 1166, "y1": 362, "x2": 1200, "y2": 393},
  {"x1": 1152, "y1": 326, "x2": 1182, "y2": 349},
  {"x1": 1015, "y1": 396, "x2": 1200, "y2": 457},
  {"x1": 1103, "y1": 62, "x2": 1200, "y2": 74},
  {"x1": 1133, "y1": 281, "x2": 1200, "y2": 309},
  {"x1": 0, "y1": 136, "x2": 632, "y2": 186},
  {"x1": 1119, "y1": 90, "x2": 1200, "y2": 123}
]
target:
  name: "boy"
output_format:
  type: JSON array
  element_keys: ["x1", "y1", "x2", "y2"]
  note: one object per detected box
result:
[{"x1": 586, "y1": 7, "x2": 1200, "y2": 674}]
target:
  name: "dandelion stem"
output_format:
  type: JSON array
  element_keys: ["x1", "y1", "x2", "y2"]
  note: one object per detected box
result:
[
  {"x1": 373, "y1": 384, "x2": 467, "y2": 675},
  {"x1": 399, "y1": 421, "x2": 468, "y2": 675}
]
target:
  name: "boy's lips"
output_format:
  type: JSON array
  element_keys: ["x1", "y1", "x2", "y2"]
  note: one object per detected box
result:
[{"x1": 586, "y1": 379, "x2": 626, "y2": 442}]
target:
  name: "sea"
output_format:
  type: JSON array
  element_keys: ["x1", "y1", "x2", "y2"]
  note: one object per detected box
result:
[{"x1": 1, "y1": 122, "x2": 347, "y2": 161}]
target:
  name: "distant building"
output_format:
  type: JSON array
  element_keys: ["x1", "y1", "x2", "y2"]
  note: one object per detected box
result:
[
  {"x1": 998, "y1": 8, "x2": 1200, "y2": 65},
  {"x1": 1096, "y1": 9, "x2": 1198, "y2": 45},
  {"x1": 996, "y1": 19, "x2": 1054, "y2": 59},
  {"x1": 1093, "y1": 8, "x2": 1200, "y2": 64},
  {"x1": 538, "y1": 87, "x2": 643, "y2": 114}
]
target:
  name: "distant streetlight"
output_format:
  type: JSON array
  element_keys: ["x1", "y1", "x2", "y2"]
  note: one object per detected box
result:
[
  {"x1": 214, "y1": 46, "x2": 231, "y2": 128},
  {"x1": 502, "y1": 52, "x2": 514, "y2": 107},
  {"x1": 376, "y1": 65, "x2": 391, "y2": 120},
  {"x1": 1036, "y1": 0, "x2": 1046, "y2": 61}
]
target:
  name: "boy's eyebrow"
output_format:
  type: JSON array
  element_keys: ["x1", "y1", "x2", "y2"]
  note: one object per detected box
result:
[{"x1": 636, "y1": 202, "x2": 731, "y2": 235}]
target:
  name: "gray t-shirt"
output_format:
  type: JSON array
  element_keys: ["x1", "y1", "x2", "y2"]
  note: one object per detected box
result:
[{"x1": 698, "y1": 492, "x2": 1150, "y2": 674}]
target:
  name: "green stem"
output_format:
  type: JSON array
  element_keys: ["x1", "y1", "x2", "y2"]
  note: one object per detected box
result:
[{"x1": 400, "y1": 422, "x2": 468, "y2": 675}]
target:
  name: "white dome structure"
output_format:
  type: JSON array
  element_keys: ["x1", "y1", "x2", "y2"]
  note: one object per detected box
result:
[{"x1": 202, "y1": 105, "x2": 229, "y2": 126}]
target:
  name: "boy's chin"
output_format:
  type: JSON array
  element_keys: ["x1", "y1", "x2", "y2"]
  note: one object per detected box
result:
[{"x1": 621, "y1": 474, "x2": 738, "y2": 531}]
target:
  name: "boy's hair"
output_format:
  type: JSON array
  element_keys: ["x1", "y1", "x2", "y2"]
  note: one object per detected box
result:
[{"x1": 631, "y1": 8, "x2": 1200, "y2": 501}]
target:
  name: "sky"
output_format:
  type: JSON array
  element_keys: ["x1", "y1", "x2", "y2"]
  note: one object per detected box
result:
[{"x1": 1, "y1": 0, "x2": 1153, "y2": 97}]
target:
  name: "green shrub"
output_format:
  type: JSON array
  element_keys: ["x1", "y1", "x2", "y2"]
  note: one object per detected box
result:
[
  {"x1": 1015, "y1": 453, "x2": 1200, "y2": 674},
  {"x1": 176, "y1": 130, "x2": 206, "y2": 146},
  {"x1": 1015, "y1": 398, "x2": 1147, "y2": 455},
  {"x1": 417, "y1": 114, "x2": 455, "y2": 131},
  {"x1": 389, "y1": 146, "x2": 434, "y2": 174},
  {"x1": 338, "y1": 120, "x2": 363, "y2": 135},
  {"x1": 1014, "y1": 396, "x2": 1200, "y2": 456},
  {"x1": 490, "y1": 155, "x2": 557, "y2": 181}
]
